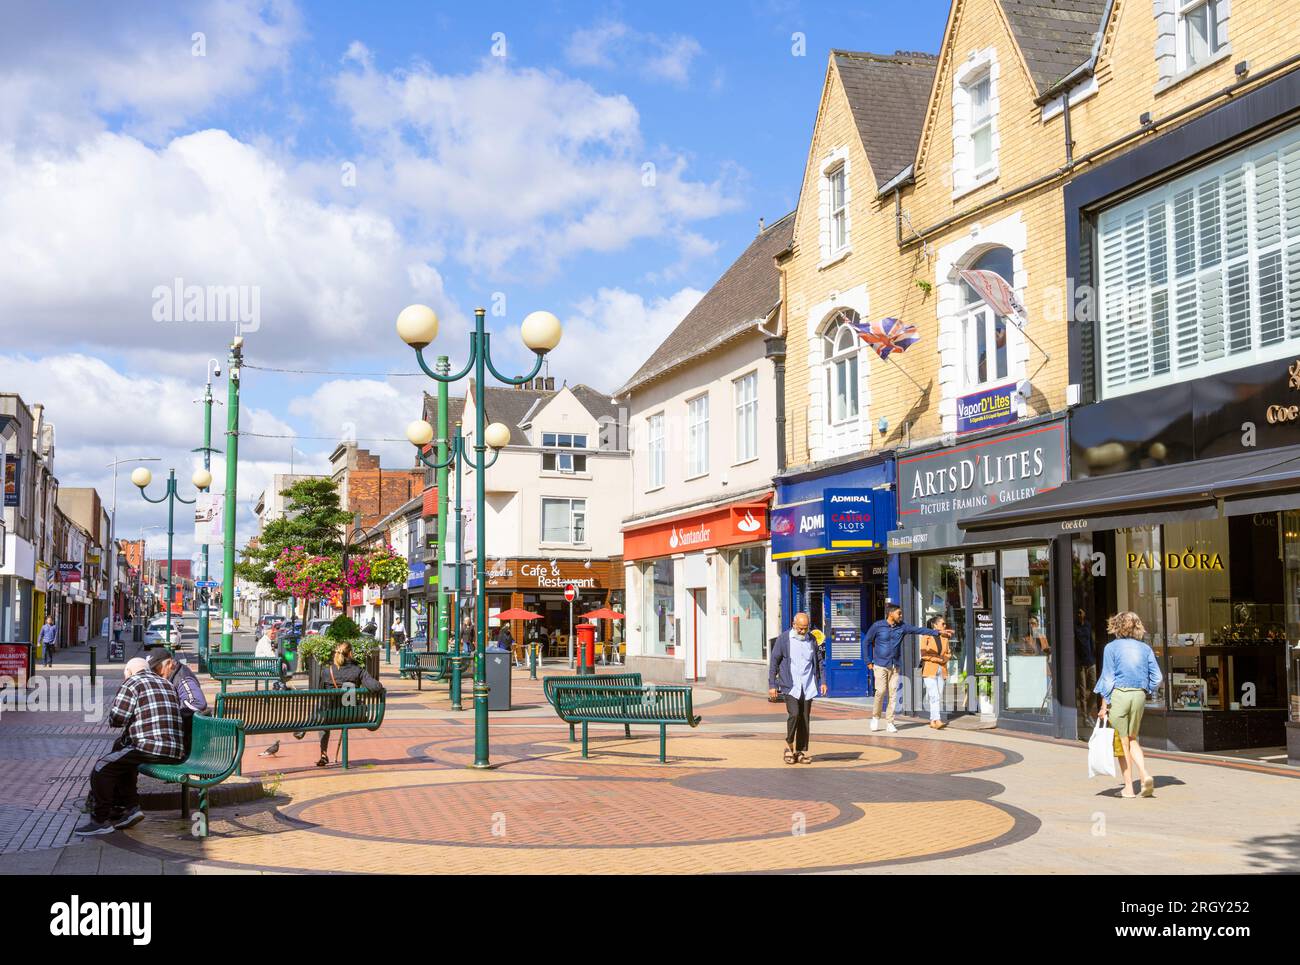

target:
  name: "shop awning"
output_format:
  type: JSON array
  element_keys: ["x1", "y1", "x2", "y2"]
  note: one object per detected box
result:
[{"x1": 960, "y1": 444, "x2": 1300, "y2": 541}]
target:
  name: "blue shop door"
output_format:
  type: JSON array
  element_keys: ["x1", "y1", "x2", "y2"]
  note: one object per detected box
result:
[{"x1": 823, "y1": 585, "x2": 871, "y2": 697}]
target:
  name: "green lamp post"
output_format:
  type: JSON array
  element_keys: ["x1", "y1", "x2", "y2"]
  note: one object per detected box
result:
[
  {"x1": 133, "y1": 466, "x2": 212, "y2": 648},
  {"x1": 398, "y1": 304, "x2": 561, "y2": 768}
]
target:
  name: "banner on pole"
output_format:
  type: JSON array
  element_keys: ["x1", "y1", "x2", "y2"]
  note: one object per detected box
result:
[
  {"x1": 194, "y1": 493, "x2": 224, "y2": 547},
  {"x1": 959, "y1": 269, "x2": 1028, "y2": 330}
]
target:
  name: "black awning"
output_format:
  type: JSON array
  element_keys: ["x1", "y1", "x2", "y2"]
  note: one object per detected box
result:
[{"x1": 960, "y1": 443, "x2": 1300, "y2": 540}]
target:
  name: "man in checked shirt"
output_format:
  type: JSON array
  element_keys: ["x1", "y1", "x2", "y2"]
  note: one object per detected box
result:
[{"x1": 75, "y1": 657, "x2": 185, "y2": 836}]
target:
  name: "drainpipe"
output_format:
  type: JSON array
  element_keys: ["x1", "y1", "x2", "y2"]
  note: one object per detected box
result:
[{"x1": 765, "y1": 336, "x2": 788, "y2": 473}]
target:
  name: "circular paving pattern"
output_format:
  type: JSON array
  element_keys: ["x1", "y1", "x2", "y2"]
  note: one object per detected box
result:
[{"x1": 109, "y1": 728, "x2": 1040, "y2": 874}]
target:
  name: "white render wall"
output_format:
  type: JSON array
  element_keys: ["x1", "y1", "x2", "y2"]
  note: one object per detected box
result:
[
  {"x1": 456, "y1": 386, "x2": 630, "y2": 562},
  {"x1": 623, "y1": 333, "x2": 778, "y2": 520}
]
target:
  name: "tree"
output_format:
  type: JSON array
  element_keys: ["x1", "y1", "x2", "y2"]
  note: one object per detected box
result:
[{"x1": 237, "y1": 478, "x2": 354, "y2": 622}]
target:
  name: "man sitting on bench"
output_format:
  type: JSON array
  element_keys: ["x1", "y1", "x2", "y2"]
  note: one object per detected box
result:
[{"x1": 76, "y1": 657, "x2": 184, "y2": 836}]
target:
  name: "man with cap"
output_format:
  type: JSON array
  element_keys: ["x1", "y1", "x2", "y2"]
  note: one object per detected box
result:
[
  {"x1": 75, "y1": 655, "x2": 184, "y2": 836},
  {"x1": 148, "y1": 647, "x2": 208, "y2": 755}
]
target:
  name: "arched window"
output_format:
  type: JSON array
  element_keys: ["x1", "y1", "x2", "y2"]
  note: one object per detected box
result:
[
  {"x1": 822, "y1": 310, "x2": 861, "y2": 425},
  {"x1": 959, "y1": 246, "x2": 1013, "y2": 389}
]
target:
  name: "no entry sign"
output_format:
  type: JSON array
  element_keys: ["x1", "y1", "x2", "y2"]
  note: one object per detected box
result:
[{"x1": 564, "y1": 584, "x2": 577, "y2": 602}]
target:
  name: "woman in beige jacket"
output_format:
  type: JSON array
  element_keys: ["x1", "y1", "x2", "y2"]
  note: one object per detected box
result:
[{"x1": 919, "y1": 616, "x2": 953, "y2": 729}]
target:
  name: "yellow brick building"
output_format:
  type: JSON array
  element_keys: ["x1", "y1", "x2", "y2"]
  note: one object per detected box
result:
[{"x1": 773, "y1": 0, "x2": 1300, "y2": 744}]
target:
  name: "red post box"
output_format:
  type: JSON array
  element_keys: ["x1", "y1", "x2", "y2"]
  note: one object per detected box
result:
[{"x1": 575, "y1": 623, "x2": 597, "y2": 676}]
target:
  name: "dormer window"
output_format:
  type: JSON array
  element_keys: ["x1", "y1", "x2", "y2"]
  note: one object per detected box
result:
[
  {"x1": 953, "y1": 49, "x2": 999, "y2": 196},
  {"x1": 541, "y1": 432, "x2": 588, "y2": 474}
]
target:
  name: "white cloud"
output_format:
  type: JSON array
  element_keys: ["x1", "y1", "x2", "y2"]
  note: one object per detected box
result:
[
  {"x1": 0, "y1": 352, "x2": 303, "y2": 553},
  {"x1": 287, "y1": 377, "x2": 426, "y2": 470},
  {"x1": 332, "y1": 52, "x2": 739, "y2": 279},
  {"x1": 545, "y1": 287, "x2": 705, "y2": 394},
  {"x1": 565, "y1": 21, "x2": 703, "y2": 85},
  {"x1": 0, "y1": 130, "x2": 458, "y2": 360},
  {"x1": 0, "y1": 0, "x2": 301, "y2": 148}
]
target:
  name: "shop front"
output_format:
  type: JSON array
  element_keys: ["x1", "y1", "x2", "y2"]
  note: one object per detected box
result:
[
  {"x1": 965, "y1": 359, "x2": 1300, "y2": 758},
  {"x1": 623, "y1": 497, "x2": 775, "y2": 691},
  {"x1": 889, "y1": 417, "x2": 1070, "y2": 734},
  {"x1": 484, "y1": 557, "x2": 624, "y2": 660},
  {"x1": 773, "y1": 457, "x2": 896, "y2": 699}
]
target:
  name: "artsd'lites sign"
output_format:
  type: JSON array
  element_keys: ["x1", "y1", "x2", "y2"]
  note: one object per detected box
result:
[{"x1": 890, "y1": 420, "x2": 1067, "y2": 551}]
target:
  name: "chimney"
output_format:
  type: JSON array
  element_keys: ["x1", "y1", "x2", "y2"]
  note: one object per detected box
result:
[
  {"x1": 758, "y1": 217, "x2": 765, "y2": 233},
  {"x1": 545, "y1": 377, "x2": 555, "y2": 391}
]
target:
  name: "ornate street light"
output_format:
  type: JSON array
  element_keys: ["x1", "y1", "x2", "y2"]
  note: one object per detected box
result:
[
  {"x1": 399, "y1": 305, "x2": 561, "y2": 767},
  {"x1": 134, "y1": 466, "x2": 211, "y2": 648}
]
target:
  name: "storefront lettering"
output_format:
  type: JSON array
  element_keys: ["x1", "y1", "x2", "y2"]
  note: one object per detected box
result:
[
  {"x1": 911, "y1": 446, "x2": 1046, "y2": 500},
  {"x1": 1265, "y1": 404, "x2": 1300, "y2": 424},
  {"x1": 1126, "y1": 551, "x2": 1224, "y2": 571},
  {"x1": 799, "y1": 513, "x2": 823, "y2": 534},
  {"x1": 1060, "y1": 519, "x2": 1089, "y2": 531},
  {"x1": 1289, "y1": 359, "x2": 1300, "y2": 391}
]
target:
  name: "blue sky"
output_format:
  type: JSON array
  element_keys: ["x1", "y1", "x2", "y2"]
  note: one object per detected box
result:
[{"x1": 0, "y1": 0, "x2": 949, "y2": 554}]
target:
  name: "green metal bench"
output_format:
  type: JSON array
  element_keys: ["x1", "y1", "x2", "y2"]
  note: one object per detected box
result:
[
  {"x1": 399, "y1": 650, "x2": 473, "y2": 689},
  {"x1": 208, "y1": 654, "x2": 287, "y2": 693},
  {"x1": 138, "y1": 716, "x2": 245, "y2": 835},
  {"x1": 553, "y1": 683, "x2": 699, "y2": 763},
  {"x1": 542, "y1": 672, "x2": 642, "y2": 741},
  {"x1": 215, "y1": 688, "x2": 385, "y2": 770}
]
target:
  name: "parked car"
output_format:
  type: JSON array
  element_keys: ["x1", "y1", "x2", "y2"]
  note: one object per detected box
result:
[
  {"x1": 304, "y1": 619, "x2": 332, "y2": 637},
  {"x1": 143, "y1": 617, "x2": 183, "y2": 646}
]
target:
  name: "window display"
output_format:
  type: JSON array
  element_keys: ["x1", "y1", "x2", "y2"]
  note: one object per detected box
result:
[
  {"x1": 726, "y1": 546, "x2": 766, "y2": 661},
  {"x1": 642, "y1": 559, "x2": 675, "y2": 655},
  {"x1": 916, "y1": 554, "x2": 969, "y2": 713},
  {"x1": 1001, "y1": 545, "x2": 1052, "y2": 714}
]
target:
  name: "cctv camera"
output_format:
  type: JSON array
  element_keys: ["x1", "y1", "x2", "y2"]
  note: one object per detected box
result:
[{"x1": 213, "y1": 365, "x2": 221, "y2": 378}]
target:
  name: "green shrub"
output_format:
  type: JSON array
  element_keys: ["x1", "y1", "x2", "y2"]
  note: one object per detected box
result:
[
  {"x1": 325, "y1": 616, "x2": 359, "y2": 640},
  {"x1": 298, "y1": 633, "x2": 378, "y2": 665}
]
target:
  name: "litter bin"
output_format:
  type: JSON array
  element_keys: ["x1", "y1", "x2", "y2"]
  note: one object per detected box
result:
[
  {"x1": 132, "y1": 622, "x2": 143, "y2": 643},
  {"x1": 485, "y1": 648, "x2": 512, "y2": 711}
]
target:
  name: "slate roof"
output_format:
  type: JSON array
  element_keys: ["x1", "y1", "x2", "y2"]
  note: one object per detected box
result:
[
  {"x1": 831, "y1": 51, "x2": 938, "y2": 186},
  {"x1": 421, "y1": 391, "x2": 465, "y2": 430},
  {"x1": 465, "y1": 383, "x2": 623, "y2": 448},
  {"x1": 998, "y1": 0, "x2": 1109, "y2": 97},
  {"x1": 617, "y1": 211, "x2": 795, "y2": 397}
]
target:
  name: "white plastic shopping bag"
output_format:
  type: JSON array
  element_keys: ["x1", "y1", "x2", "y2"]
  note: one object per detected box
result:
[{"x1": 1088, "y1": 717, "x2": 1117, "y2": 778}]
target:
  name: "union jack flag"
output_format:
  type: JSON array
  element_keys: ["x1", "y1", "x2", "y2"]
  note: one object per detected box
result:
[{"x1": 850, "y1": 317, "x2": 920, "y2": 360}]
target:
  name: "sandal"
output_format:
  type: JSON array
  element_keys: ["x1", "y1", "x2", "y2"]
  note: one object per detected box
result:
[
  {"x1": 316, "y1": 754, "x2": 329, "y2": 767},
  {"x1": 798, "y1": 752, "x2": 812, "y2": 764},
  {"x1": 783, "y1": 748, "x2": 796, "y2": 764}
]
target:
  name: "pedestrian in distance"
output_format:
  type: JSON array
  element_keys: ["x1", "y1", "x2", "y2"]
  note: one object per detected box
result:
[
  {"x1": 1095, "y1": 610, "x2": 1163, "y2": 798},
  {"x1": 768, "y1": 611, "x2": 827, "y2": 764},
  {"x1": 39, "y1": 615, "x2": 57, "y2": 667},
  {"x1": 919, "y1": 615, "x2": 953, "y2": 729},
  {"x1": 362, "y1": 617, "x2": 378, "y2": 638},
  {"x1": 314, "y1": 640, "x2": 384, "y2": 767},
  {"x1": 75, "y1": 656, "x2": 184, "y2": 836},
  {"x1": 112, "y1": 615, "x2": 124, "y2": 644},
  {"x1": 390, "y1": 615, "x2": 406, "y2": 650},
  {"x1": 460, "y1": 615, "x2": 476, "y2": 654},
  {"x1": 864, "y1": 604, "x2": 954, "y2": 733}
]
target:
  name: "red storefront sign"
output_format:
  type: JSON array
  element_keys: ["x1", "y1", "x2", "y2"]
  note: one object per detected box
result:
[
  {"x1": 622, "y1": 498, "x2": 771, "y2": 561},
  {"x1": 0, "y1": 644, "x2": 28, "y2": 684}
]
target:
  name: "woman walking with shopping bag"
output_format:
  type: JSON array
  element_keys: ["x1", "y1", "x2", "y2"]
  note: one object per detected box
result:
[{"x1": 1094, "y1": 611, "x2": 1163, "y2": 798}]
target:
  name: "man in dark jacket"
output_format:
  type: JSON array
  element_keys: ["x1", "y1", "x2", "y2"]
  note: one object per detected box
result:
[
  {"x1": 148, "y1": 648, "x2": 208, "y2": 755},
  {"x1": 864, "y1": 605, "x2": 953, "y2": 733},
  {"x1": 768, "y1": 612, "x2": 826, "y2": 764}
]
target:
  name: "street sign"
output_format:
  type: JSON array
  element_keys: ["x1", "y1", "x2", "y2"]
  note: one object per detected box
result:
[
  {"x1": 196, "y1": 580, "x2": 219, "y2": 588},
  {"x1": 564, "y1": 584, "x2": 578, "y2": 602}
]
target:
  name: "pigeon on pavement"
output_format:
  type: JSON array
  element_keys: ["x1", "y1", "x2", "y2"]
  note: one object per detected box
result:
[{"x1": 258, "y1": 740, "x2": 280, "y2": 757}]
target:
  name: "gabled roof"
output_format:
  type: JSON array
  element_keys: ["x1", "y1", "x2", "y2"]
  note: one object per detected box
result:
[
  {"x1": 466, "y1": 382, "x2": 623, "y2": 447},
  {"x1": 617, "y1": 211, "x2": 795, "y2": 397},
  {"x1": 421, "y1": 391, "x2": 465, "y2": 430},
  {"x1": 831, "y1": 50, "x2": 939, "y2": 185},
  {"x1": 998, "y1": 0, "x2": 1109, "y2": 97}
]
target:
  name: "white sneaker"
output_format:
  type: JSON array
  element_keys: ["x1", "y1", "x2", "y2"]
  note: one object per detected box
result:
[
  {"x1": 869, "y1": 718, "x2": 879, "y2": 732},
  {"x1": 886, "y1": 722, "x2": 898, "y2": 733}
]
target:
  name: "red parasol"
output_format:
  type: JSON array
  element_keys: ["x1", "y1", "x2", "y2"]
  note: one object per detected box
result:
[
  {"x1": 581, "y1": 608, "x2": 625, "y2": 621},
  {"x1": 496, "y1": 608, "x2": 543, "y2": 621}
]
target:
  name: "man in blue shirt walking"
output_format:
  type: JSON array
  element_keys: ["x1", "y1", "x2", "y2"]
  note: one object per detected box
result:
[
  {"x1": 39, "y1": 616, "x2": 58, "y2": 667},
  {"x1": 864, "y1": 605, "x2": 952, "y2": 732}
]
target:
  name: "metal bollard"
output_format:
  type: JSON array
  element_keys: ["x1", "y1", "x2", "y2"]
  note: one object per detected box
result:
[
  {"x1": 529, "y1": 642, "x2": 538, "y2": 680},
  {"x1": 89, "y1": 646, "x2": 97, "y2": 686}
]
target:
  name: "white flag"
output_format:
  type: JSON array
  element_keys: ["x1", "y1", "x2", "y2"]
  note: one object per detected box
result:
[{"x1": 959, "y1": 269, "x2": 1028, "y2": 330}]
